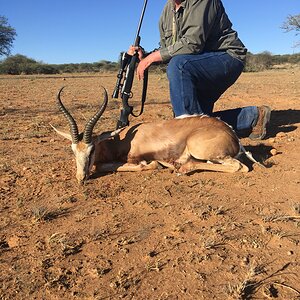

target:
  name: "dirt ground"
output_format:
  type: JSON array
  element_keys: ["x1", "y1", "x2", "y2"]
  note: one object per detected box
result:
[{"x1": 0, "y1": 68, "x2": 299, "y2": 300}]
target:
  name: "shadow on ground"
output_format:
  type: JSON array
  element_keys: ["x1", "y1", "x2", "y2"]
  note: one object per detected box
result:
[{"x1": 268, "y1": 109, "x2": 300, "y2": 137}]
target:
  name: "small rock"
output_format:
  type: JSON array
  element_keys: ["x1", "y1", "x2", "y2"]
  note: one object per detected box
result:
[
  {"x1": 8, "y1": 236, "x2": 20, "y2": 248},
  {"x1": 241, "y1": 256, "x2": 250, "y2": 266},
  {"x1": 270, "y1": 148, "x2": 277, "y2": 156},
  {"x1": 276, "y1": 132, "x2": 286, "y2": 138}
]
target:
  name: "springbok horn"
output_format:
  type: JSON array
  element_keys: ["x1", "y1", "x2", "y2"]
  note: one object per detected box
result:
[
  {"x1": 56, "y1": 87, "x2": 79, "y2": 144},
  {"x1": 82, "y1": 87, "x2": 108, "y2": 144}
]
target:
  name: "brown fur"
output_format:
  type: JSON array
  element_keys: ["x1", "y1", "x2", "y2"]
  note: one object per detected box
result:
[{"x1": 95, "y1": 116, "x2": 241, "y2": 169}]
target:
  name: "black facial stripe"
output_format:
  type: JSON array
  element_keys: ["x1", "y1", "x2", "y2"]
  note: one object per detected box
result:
[{"x1": 87, "y1": 146, "x2": 95, "y2": 169}]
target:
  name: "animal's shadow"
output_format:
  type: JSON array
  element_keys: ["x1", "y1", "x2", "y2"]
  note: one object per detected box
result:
[
  {"x1": 242, "y1": 144, "x2": 274, "y2": 170},
  {"x1": 243, "y1": 109, "x2": 300, "y2": 169}
]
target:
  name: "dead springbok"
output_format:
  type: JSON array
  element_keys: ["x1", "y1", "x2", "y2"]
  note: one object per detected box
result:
[{"x1": 52, "y1": 87, "x2": 250, "y2": 184}]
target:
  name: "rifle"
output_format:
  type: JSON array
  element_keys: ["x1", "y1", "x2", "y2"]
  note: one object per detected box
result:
[{"x1": 112, "y1": 0, "x2": 148, "y2": 129}]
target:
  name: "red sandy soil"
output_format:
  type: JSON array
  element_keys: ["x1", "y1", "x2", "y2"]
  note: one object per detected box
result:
[{"x1": 0, "y1": 68, "x2": 299, "y2": 299}]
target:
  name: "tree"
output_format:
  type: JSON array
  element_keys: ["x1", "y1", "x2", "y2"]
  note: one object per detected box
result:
[
  {"x1": 0, "y1": 16, "x2": 17, "y2": 57},
  {"x1": 282, "y1": 14, "x2": 300, "y2": 48},
  {"x1": 0, "y1": 54, "x2": 37, "y2": 75},
  {"x1": 245, "y1": 51, "x2": 273, "y2": 72},
  {"x1": 0, "y1": 54, "x2": 60, "y2": 75}
]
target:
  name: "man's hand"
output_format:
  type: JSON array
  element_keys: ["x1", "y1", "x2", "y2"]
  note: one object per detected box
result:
[
  {"x1": 136, "y1": 56, "x2": 152, "y2": 80},
  {"x1": 136, "y1": 50, "x2": 163, "y2": 80},
  {"x1": 127, "y1": 45, "x2": 144, "y2": 61}
]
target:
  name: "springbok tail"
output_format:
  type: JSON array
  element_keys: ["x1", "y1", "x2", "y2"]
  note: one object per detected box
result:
[{"x1": 239, "y1": 144, "x2": 265, "y2": 168}]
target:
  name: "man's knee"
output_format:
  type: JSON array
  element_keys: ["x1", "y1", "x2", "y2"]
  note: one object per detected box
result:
[{"x1": 167, "y1": 55, "x2": 186, "y2": 77}]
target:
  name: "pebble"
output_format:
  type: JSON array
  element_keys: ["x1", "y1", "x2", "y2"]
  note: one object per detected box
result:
[
  {"x1": 270, "y1": 148, "x2": 278, "y2": 156},
  {"x1": 8, "y1": 236, "x2": 20, "y2": 248},
  {"x1": 276, "y1": 132, "x2": 286, "y2": 138},
  {"x1": 241, "y1": 256, "x2": 250, "y2": 266}
]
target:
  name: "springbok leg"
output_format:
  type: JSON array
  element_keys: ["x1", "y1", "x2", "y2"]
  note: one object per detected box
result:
[
  {"x1": 178, "y1": 157, "x2": 249, "y2": 174},
  {"x1": 95, "y1": 161, "x2": 160, "y2": 173}
]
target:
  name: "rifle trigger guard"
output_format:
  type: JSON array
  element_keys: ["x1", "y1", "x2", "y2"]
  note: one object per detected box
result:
[{"x1": 122, "y1": 91, "x2": 133, "y2": 98}]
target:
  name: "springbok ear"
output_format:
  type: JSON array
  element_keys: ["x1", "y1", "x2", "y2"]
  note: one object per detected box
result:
[{"x1": 50, "y1": 124, "x2": 73, "y2": 142}]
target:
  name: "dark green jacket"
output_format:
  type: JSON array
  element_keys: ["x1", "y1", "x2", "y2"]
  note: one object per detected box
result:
[{"x1": 159, "y1": 0, "x2": 247, "y2": 62}]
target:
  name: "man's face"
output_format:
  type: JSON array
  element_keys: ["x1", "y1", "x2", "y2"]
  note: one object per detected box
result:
[{"x1": 173, "y1": 0, "x2": 182, "y2": 5}]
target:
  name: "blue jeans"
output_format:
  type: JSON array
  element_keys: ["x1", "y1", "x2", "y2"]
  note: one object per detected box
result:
[{"x1": 166, "y1": 52, "x2": 258, "y2": 136}]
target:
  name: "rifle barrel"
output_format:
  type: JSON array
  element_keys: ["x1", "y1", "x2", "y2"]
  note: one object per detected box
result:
[{"x1": 134, "y1": 0, "x2": 148, "y2": 46}]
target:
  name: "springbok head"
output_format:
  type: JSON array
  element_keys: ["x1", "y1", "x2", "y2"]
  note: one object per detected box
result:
[{"x1": 52, "y1": 87, "x2": 112, "y2": 184}]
